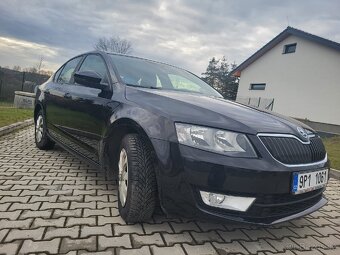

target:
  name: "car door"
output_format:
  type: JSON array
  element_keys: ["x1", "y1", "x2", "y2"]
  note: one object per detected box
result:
[
  {"x1": 56, "y1": 53, "x2": 115, "y2": 163},
  {"x1": 45, "y1": 56, "x2": 83, "y2": 143}
]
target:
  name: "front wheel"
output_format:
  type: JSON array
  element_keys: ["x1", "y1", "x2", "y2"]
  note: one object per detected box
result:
[
  {"x1": 35, "y1": 110, "x2": 55, "y2": 150},
  {"x1": 117, "y1": 134, "x2": 157, "y2": 223}
]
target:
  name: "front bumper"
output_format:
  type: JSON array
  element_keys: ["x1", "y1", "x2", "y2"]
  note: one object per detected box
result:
[{"x1": 151, "y1": 138, "x2": 329, "y2": 225}]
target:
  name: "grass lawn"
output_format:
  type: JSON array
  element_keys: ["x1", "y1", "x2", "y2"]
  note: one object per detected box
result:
[
  {"x1": 0, "y1": 104, "x2": 33, "y2": 127},
  {"x1": 322, "y1": 136, "x2": 340, "y2": 170}
]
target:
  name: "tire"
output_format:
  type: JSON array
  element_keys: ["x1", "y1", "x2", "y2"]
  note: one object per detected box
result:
[
  {"x1": 35, "y1": 109, "x2": 55, "y2": 150},
  {"x1": 117, "y1": 133, "x2": 157, "y2": 223}
]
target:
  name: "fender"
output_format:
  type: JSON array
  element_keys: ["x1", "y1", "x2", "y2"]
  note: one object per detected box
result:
[{"x1": 107, "y1": 104, "x2": 176, "y2": 141}]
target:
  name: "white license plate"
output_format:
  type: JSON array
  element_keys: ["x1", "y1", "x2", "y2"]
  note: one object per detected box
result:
[{"x1": 292, "y1": 169, "x2": 328, "y2": 194}]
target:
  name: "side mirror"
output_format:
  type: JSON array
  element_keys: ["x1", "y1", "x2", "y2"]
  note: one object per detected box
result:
[{"x1": 74, "y1": 71, "x2": 107, "y2": 90}]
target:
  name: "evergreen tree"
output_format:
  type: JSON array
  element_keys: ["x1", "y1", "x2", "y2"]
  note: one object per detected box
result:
[
  {"x1": 201, "y1": 57, "x2": 239, "y2": 100},
  {"x1": 201, "y1": 57, "x2": 220, "y2": 91}
]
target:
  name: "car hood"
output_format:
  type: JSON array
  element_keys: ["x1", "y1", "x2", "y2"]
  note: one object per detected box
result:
[{"x1": 125, "y1": 87, "x2": 313, "y2": 137}]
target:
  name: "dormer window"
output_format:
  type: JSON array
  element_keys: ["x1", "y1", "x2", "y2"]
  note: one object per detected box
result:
[{"x1": 283, "y1": 43, "x2": 297, "y2": 54}]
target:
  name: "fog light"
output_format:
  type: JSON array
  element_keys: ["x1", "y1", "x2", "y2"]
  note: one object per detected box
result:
[
  {"x1": 209, "y1": 193, "x2": 225, "y2": 205},
  {"x1": 200, "y1": 191, "x2": 255, "y2": 212}
]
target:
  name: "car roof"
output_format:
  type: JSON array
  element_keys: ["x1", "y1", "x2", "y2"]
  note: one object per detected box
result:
[{"x1": 77, "y1": 50, "x2": 188, "y2": 72}]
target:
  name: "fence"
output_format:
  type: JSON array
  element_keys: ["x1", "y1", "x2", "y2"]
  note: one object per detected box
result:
[
  {"x1": 236, "y1": 96, "x2": 274, "y2": 111},
  {"x1": 0, "y1": 67, "x2": 50, "y2": 102}
]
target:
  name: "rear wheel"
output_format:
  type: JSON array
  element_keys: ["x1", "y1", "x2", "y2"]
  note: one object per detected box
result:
[
  {"x1": 117, "y1": 134, "x2": 157, "y2": 223},
  {"x1": 35, "y1": 110, "x2": 55, "y2": 150}
]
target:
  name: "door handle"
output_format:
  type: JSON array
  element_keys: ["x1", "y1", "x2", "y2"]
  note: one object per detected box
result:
[{"x1": 64, "y1": 93, "x2": 72, "y2": 99}]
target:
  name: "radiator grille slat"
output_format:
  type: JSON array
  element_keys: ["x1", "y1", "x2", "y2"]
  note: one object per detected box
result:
[{"x1": 260, "y1": 136, "x2": 326, "y2": 165}]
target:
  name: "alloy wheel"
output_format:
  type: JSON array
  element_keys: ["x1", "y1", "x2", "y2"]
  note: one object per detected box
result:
[
  {"x1": 118, "y1": 148, "x2": 129, "y2": 207},
  {"x1": 35, "y1": 115, "x2": 44, "y2": 143}
]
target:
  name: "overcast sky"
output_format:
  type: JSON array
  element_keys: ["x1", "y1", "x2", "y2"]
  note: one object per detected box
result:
[{"x1": 0, "y1": 0, "x2": 339, "y2": 75}]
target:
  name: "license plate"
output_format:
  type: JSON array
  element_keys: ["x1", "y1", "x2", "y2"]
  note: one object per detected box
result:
[{"x1": 292, "y1": 169, "x2": 328, "y2": 194}]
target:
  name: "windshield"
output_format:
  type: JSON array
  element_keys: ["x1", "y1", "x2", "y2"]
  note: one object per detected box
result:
[{"x1": 110, "y1": 55, "x2": 222, "y2": 98}]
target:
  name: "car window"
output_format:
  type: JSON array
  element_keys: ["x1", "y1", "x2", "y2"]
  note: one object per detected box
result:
[
  {"x1": 58, "y1": 56, "x2": 82, "y2": 84},
  {"x1": 110, "y1": 54, "x2": 222, "y2": 98},
  {"x1": 53, "y1": 66, "x2": 63, "y2": 82},
  {"x1": 79, "y1": 55, "x2": 109, "y2": 84}
]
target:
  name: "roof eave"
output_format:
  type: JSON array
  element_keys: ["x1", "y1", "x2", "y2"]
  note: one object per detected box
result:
[{"x1": 232, "y1": 26, "x2": 340, "y2": 76}]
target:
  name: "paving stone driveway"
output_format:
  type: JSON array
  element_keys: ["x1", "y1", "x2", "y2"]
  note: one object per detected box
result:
[{"x1": 0, "y1": 127, "x2": 340, "y2": 255}]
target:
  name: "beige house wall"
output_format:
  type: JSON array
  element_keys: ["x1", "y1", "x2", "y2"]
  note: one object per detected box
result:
[{"x1": 237, "y1": 35, "x2": 340, "y2": 125}]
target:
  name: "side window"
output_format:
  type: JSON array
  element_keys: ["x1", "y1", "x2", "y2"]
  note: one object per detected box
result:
[
  {"x1": 250, "y1": 83, "x2": 266, "y2": 90},
  {"x1": 58, "y1": 57, "x2": 82, "y2": 84},
  {"x1": 79, "y1": 55, "x2": 109, "y2": 84},
  {"x1": 53, "y1": 66, "x2": 63, "y2": 82}
]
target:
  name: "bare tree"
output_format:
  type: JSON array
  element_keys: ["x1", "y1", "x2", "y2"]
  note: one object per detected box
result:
[
  {"x1": 40, "y1": 70, "x2": 54, "y2": 76},
  {"x1": 23, "y1": 56, "x2": 45, "y2": 74},
  {"x1": 12, "y1": 65, "x2": 21, "y2": 71},
  {"x1": 94, "y1": 36, "x2": 133, "y2": 54},
  {"x1": 24, "y1": 66, "x2": 38, "y2": 73}
]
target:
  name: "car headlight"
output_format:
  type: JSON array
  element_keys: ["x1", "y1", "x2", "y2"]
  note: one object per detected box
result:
[{"x1": 175, "y1": 123, "x2": 257, "y2": 158}]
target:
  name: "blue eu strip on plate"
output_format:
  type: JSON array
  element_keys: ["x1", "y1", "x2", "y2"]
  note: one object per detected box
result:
[{"x1": 292, "y1": 172, "x2": 299, "y2": 193}]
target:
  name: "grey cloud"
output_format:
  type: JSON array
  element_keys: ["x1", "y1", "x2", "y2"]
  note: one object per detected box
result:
[{"x1": 0, "y1": 0, "x2": 339, "y2": 74}]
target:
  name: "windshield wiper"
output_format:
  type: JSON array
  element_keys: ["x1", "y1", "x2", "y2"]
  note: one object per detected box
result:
[{"x1": 126, "y1": 84, "x2": 162, "y2": 90}]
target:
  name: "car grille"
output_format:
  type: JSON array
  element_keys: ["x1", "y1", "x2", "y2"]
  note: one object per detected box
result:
[{"x1": 259, "y1": 135, "x2": 326, "y2": 165}]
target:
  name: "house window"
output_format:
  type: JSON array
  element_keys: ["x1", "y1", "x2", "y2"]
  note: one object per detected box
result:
[
  {"x1": 250, "y1": 83, "x2": 266, "y2": 90},
  {"x1": 283, "y1": 43, "x2": 297, "y2": 54}
]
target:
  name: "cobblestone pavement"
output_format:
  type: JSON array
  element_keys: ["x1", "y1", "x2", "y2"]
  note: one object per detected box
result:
[{"x1": 0, "y1": 127, "x2": 340, "y2": 255}]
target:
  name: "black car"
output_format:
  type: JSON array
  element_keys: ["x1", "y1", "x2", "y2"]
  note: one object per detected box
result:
[{"x1": 34, "y1": 51, "x2": 329, "y2": 225}]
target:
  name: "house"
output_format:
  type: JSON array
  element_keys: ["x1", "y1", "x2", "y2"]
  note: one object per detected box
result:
[{"x1": 232, "y1": 27, "x2": 340, "y2": 133}]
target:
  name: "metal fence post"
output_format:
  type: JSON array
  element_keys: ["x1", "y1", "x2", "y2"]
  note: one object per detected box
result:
[
  {"x1": 258, "y1": 97, "x2": 261, "y2": 108},
  {"x1": 21, "y1": 72, "x2": 26, "y2": 91},
  {"x1": 0, "y1": 79, "x2": 2, "y2": 100}
]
